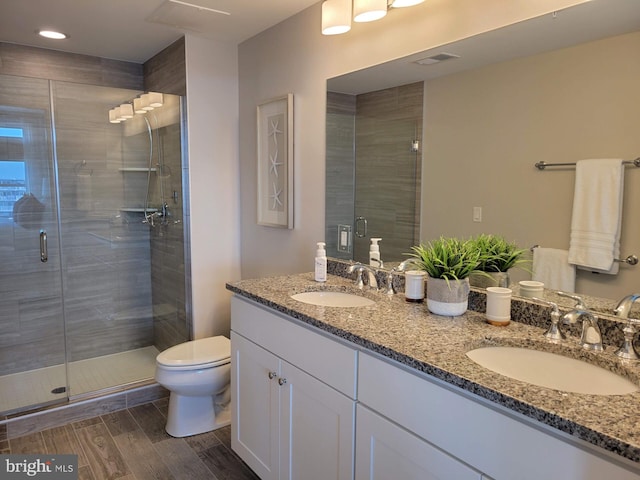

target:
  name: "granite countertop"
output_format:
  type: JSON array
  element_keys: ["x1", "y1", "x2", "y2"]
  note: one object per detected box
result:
[{"x1": 226, "y1": 272, "x2": 640, "y2": 465}]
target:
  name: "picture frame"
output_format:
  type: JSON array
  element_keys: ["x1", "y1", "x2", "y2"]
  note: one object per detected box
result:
[{"x1": 256, "y1": 94, "x2": 294, "y2": 228}]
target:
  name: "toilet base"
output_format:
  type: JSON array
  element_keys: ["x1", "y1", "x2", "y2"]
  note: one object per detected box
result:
[{"x1": 165, "y1": 393, "x2": 231, "y2": 438}]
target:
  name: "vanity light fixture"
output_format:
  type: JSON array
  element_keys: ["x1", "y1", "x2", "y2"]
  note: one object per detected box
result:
[
  {"x1": 354, "y1": 0, "x2": 387, "y2": 22},
  {"x1": 322, "y1": 0, "x2": 424, "y2": 35},
  {"x1": 37, "y1": 29, "x2": 68, "y2": 40},
  {"x1": 108, "y1": 92, "x2": 165, "y2": 123},
  {"x1": 322, "y1": 0, "x2": 352, "y2": 35}
]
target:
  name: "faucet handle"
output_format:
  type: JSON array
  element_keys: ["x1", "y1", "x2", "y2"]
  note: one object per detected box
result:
[
  {"x1": 615, "y1": 318, "x2": 640, "y2": 360},
  {"x1": 557, "y1": 291, "x2": 588, "y2": 310},
  {"x1": 385, "y1": 271, "x2": 396, "y2": 295},
  {"x1": 533, "y1": 298, "x2": 565, "y2": 342}
]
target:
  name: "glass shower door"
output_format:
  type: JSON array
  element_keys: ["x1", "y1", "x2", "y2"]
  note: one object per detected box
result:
[{"x1": 0, "y1": 74, "x2": 68, "y2": 414}]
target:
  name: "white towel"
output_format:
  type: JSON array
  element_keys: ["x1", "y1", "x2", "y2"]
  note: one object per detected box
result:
[
  {"x1": 532, "y1": 247, "x2": 576, "y2": 292},
  {"x1": 568, "y1": 159, "x2": 624, "y2": 275}
]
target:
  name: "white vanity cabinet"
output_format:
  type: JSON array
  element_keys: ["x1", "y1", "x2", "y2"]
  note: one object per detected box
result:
[
  {"x1": 230, "y1": 296, "x2": 357, "y2": 480},
  {"x1": 358, "y1": 352, "x2": 640, "y2": 480}
]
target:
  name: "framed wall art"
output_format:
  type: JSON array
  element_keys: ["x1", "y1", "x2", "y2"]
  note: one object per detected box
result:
[{"x1": 256, "y1": 94, "x2": 294, "y2": 228}]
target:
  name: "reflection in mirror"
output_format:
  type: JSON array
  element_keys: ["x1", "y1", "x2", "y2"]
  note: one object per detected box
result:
[
  {"x1": 326, "y1": 84, "x2": 422, "y2": 265},
  {"x1": 325, "y1": 0, "x2": 640, "y2": 307}
]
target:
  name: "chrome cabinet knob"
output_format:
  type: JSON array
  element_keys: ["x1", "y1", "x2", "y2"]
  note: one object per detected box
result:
[
  {"x1": 278, "y1": 377, "x2": 287, "y2": 386},
  {"x1": 268, "y1": 371, "x2": 277, "y2": 380}
]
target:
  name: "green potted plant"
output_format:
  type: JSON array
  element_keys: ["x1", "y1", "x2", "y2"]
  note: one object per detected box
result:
[
  {"x1": 409, "y1": 237, "x2": 482, "y2": 316},
  {"x1": 469, "y1": 234, "x2": 528, "y2": 288}
]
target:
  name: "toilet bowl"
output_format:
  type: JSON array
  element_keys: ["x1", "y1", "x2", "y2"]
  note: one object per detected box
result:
[{"x1": 155, "y1": 335, "x2": 231, "y2": 437}]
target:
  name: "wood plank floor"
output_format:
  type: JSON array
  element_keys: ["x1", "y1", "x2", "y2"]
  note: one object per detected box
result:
[{"x1": 1, "y1": 397, "x2": 259, "y2": 480}]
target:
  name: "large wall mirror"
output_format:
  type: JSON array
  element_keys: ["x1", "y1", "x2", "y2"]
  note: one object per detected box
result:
[{"x1": 325, "y1": 0, "x2": 640, "y2": 307}]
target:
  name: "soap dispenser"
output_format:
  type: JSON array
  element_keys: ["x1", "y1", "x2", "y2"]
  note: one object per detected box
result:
[
  {"x1": 369, "y1": 238, "x2": 383, "y2": 268},
  {"x1": 315, "y1": 242, "x2": 327, "y2": 282}
]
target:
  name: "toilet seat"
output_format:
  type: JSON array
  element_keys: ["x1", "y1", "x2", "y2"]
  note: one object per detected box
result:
[{"x1": 157, "y1": 336, "x2": 230, "y2": 370}]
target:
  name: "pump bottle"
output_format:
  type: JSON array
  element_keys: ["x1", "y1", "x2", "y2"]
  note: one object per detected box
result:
[
  {"x1": 369, "y1": 238, "x2": 382, "y2": 267},
  {"x1": 315, "y1": 242, "x2": 327, "y2": 282}
]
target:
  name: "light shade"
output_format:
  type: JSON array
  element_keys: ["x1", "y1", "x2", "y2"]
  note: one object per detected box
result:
[
  {"x1": 140, "y1": 93, "x2": 155, "y2": 111},
  {"x1": 390, "y1": 0, "x2": 424, "y2": 7},
  {"x1": 119, "y1": 103, "x2": 134, "y2": 119},
  {"x1": 353, "y1": 0, "x2": 387, "y2": 22},
  {"x1": 108, "y1": 109, "x2": 121, "y2": 123},
  {"x1": 147, "y1": 92, "x2": 163, "y2": 108},
  {"x1": 322, "y1": 0, "x2": 351, "y2": 35},
  {"x1": 133, "y1": 97, "x2": 148, "y2": 114}
]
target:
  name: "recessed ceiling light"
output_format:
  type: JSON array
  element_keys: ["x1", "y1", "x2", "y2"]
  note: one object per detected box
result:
[{"x1": 37, "y1": 30, "x2": 69, "y2": 40}]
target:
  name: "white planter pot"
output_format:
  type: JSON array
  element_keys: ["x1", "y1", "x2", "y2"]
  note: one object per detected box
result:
[{"x1": 426, "y1": 276, "x2": 470, "y2": 316}]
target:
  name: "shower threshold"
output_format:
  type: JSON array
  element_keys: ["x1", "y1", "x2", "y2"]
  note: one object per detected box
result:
[{"x1": 0, "y1": 346, "x2": 159, "y2": 414}]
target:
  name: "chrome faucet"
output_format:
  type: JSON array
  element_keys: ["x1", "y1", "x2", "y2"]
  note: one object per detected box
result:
[
  {"x1": 385, "y1": 258, "x2": 421, "y2": 295},
  {"x1": 395, "y1": 258, "x2": 420, "y2": 272},
  {"x1": 348, "y1": 263, "x2": 378, "y2": 290},
  {"x1": 613, "y1": 293, "x2": 640, "y2": 360},
  {"x1": 561, "y1": 308, "x2": 603, "y2": 352}
]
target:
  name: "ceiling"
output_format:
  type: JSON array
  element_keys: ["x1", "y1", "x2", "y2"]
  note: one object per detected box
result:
[
  {"x1": 329, "y1": 0, "x2": 640, "y2": 94},
  {"x1": 0, "y1": 0, "x2": 319, "y2": 63}
]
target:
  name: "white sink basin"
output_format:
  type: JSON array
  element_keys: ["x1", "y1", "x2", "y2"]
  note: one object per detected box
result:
[
  {"x1": 466, "y1": 346, "x2": 638, "y2": 395},
  {"x1": 291, "y1": 291, "x2": 375, "y2": 307}
]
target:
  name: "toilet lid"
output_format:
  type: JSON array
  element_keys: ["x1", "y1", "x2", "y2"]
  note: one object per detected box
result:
[{"x1": 156, "y1": 336, "x2": 230, "y2": 368}]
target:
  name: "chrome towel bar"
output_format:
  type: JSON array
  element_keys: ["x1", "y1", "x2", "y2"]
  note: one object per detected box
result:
[
  {"x1": 534, "y1": 157, "x2": 640, "y2": 170},
  {"x1": 530, "y1": 245, "x2": 637, "y2": 266}
]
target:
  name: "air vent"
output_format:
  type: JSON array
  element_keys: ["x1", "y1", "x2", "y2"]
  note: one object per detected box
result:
[{"x1": 414, "y1": 53, "x2": 460, "y2": 65}]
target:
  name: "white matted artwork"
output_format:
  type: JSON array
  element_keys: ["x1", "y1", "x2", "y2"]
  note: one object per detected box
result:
[{"x1": 257, "y1": 94, "x2": 294, "y2": 228}]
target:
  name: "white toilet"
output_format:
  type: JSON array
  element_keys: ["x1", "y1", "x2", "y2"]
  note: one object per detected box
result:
[{"x1": 155, "y1": 335, "x2": 231, "y2": 437}]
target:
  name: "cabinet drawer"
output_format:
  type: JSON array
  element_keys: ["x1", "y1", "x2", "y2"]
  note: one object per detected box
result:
[{"x1": 231, "y1": 296, "x2": 357, "y2": 398}]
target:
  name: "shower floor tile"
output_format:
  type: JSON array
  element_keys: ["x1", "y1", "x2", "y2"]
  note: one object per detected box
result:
[{"x1": 0, "y1": 346, "x2": 159, "y2": 414}]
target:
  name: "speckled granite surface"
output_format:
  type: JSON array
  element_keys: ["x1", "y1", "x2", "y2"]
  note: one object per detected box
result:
[{"x1": 226, "y1": 271, "x2": 640, "y2": 466}]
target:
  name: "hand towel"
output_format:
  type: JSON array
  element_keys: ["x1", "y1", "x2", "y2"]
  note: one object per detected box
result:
[
  {"x1": 532, "y1": 247, "x2": 576, "y2": 292},
  {"x1": 568, "y1": 159, "x2": 624, "y2": 275}
]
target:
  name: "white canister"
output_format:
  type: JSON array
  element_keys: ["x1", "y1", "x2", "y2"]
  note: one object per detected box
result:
[
  {"x1": 404, "y1": 271, "x2": 426, "y2": 302},
  {"x1": 518, "y1": 280, "x2": 544, "y2": 298},
  {"x1": 486, "y1": 287, "x2": 512, "y2": 326}
]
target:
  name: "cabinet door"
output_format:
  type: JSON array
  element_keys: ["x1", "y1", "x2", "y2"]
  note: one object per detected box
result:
[
  {"x1": 355, "y1": 405, "x2": 481, "y2": 480},
  {"x1": 280, "y1": 360, "x2": 356, "y2": 480},
  {"x1": 231, "y1": 332, "x2": 280, "y2": 480}
]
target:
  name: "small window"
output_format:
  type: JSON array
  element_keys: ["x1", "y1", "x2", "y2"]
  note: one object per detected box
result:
[{"x1": 0, "y1": 127, "x2": 27, "y2": 217}]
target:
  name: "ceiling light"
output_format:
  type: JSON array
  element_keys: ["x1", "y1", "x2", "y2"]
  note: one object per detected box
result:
[
  {"x1": 353, "y1": 0, "x2": 387, "y2": 22},
  {"x1": 322, "y1": 0, "x2": 352, "y2": 35},
  {"x1": 38, "y1": 29, "x2": 68, "y2": 40},
  {"x1": 390, "y1": 0, "x2": 424, "y2": 7}
]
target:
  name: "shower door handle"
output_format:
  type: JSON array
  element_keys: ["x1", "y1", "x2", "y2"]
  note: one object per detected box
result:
[{"x1": 39, "y1": 230, "x2": 48, "y2": 263}]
